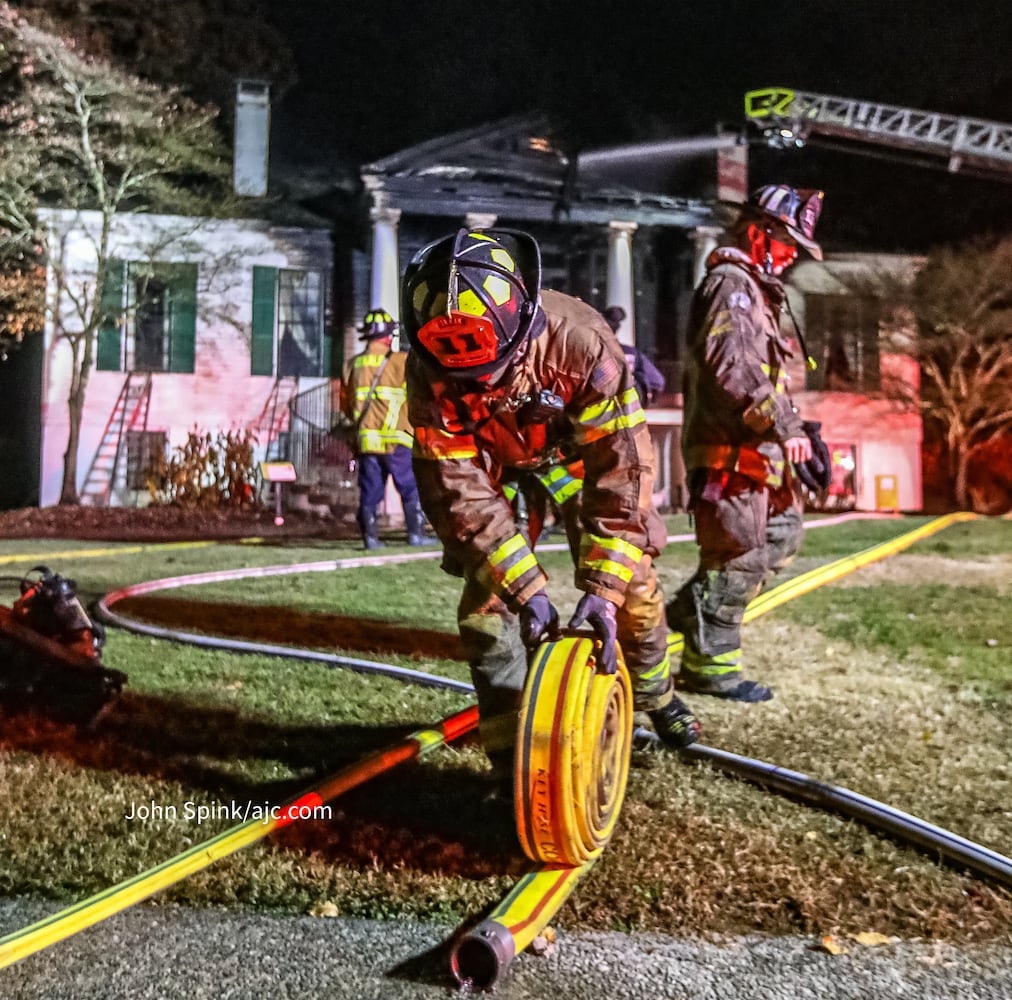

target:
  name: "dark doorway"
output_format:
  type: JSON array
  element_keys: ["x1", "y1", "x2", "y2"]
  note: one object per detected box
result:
[{"x1": 0, "y1": 334, "x2": 43, "y2": 509}]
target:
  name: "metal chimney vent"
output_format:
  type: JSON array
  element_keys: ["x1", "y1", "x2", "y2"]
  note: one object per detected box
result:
[{"x1": 234, "y1": 79, "x2": 270, "y2": 197}]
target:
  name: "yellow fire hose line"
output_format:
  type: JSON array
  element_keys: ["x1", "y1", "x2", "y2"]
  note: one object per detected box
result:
[
  {"x1": 0, "y1": 706, "x2": 479, "y2": 971},
  {"x1": 0, "y1": 510, "x2": 894, "y2": 569},
  {"x1": 454, "y1": 511, "x2": 977, "y2": 989},
  {"x1": 0, "y1": 541, "x2": 215, "y2": 566}
]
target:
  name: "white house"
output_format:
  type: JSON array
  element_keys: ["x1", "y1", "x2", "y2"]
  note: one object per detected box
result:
[
  {"x1": 787, "y1": 252, "x2": 924, "y2": 512},
  {"x1": 37, "y1": 207, "x2": 335, "y2": 508}
]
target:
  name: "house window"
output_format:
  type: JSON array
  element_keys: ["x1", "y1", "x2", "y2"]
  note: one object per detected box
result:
[
  {"x1": 251, "y1": 266, "x2": 330, "y2": 377},
  {"x1": 803, "y1": 293, "x2": 881, "y2": 392},
  {"x1": 97, "y1": 260, "x2": 197, "y2": 373}
]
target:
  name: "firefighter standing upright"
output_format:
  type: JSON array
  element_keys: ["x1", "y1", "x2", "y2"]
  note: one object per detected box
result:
[
  {"x1": 402, "y1": 229, "x2": 700, "y2": 790},
  {"x1": 341, "y1": 309, "x2": 427, "y2": 550},
  {"x1": 668, "y1": 185, "x2": 825, "y2": 702}
]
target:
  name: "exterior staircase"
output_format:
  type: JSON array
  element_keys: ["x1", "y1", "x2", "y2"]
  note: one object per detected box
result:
[{"x1": 287, "y1": 381, "x2": 358, "y2": 515}]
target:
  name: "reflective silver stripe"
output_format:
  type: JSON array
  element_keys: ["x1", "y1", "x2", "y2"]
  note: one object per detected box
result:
[
  {"x1": 485, "y1": 532, "x2": 540, "y2": 593},
  {"x1": 535, "y1": 465, "x2": 582, "y2": 505}
]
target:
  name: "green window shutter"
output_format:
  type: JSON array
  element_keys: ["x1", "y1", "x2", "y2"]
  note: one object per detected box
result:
[
  {"x1": 167, "y1": 263, "x2": 197, "y2": 373},
  {"x1": 251, "y1": 265, "x2": 277, "y2": 375},
  {"x1": 96, "y1": 258, "x2": 125, "y2": 371}
]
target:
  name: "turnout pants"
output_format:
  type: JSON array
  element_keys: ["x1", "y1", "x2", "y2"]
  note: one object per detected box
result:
[
  {"x1": 458, "y1": 491, "x2": 675, "y2": 776},
  {"x1": 357, "y1": 445, "x2": 419, "y2": 510},
  {"x1": 669, "y1": 470, "x2": 803, "y2": 695}
]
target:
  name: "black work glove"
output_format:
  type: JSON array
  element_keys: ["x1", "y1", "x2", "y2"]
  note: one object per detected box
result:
[
  {"x1": 518, "y1": 590, "x2": 561, "y2": 649},
  {"x1": 795, "y1": 420, "x2": 833, "y2": 492},
  {"x1": 568, "y1": 593, "x2": 618, "y2": 674}
]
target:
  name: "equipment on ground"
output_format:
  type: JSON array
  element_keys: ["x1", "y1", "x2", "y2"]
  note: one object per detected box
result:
[{"x1": 0, "y1": 566, "x2": 126, "y2": 723}]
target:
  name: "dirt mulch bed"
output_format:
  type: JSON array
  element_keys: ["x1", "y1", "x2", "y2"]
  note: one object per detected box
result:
[{"x1": 0, "y1": 504, "x2": 359, "y2": 543}]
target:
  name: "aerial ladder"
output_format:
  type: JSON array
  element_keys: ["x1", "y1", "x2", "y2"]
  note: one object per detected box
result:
[{"x1": 744, "y1": 87, "x2": 1012, "y2": 181}]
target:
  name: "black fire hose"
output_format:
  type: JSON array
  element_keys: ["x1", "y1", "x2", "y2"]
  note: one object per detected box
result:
[{"x1": 632, "y1": 730, "x2": 1012, "y2": 890}]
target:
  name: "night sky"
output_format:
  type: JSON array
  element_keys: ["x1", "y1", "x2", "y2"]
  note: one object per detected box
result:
[{"x1": 265, "y1": 1, "x2": 1012, "y2": 251}]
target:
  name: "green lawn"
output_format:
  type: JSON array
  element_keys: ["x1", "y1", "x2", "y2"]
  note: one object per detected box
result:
[{"x1": 0, "y1": 514, "x2": 1009, "y2": 942}]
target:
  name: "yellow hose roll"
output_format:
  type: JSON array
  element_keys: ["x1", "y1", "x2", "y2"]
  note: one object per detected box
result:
[{"x1": 515, "y1": 635, "x2": 633, "y2": 865}]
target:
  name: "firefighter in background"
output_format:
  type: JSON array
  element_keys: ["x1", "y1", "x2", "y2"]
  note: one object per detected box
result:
[
  {"x1": 340, "y1": 309, "x2": 427, "y2": 550},
  {"x1": 601, "y1": 305, "x2": 666, "y2": 406},
  {"x1": 668, "y1": 185, "x2": 824, "y2": 702},
  {"x1": 402, "y1": 229, "x2": 700, "y2": 788}
]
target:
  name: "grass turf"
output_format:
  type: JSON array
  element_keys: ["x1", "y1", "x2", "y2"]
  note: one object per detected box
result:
[{"x1": 0, "y1": 515, "x2": 1009, "y2": 943}]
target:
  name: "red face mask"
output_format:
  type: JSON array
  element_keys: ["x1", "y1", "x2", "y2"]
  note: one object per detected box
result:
[{"x1": 747, "y1": 223, "x2": 798, "y2": 275}]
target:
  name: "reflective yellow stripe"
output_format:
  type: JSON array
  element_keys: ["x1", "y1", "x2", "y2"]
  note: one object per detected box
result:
[
  {"x1": 578, "y1": 387, "x2": 639, "y2": 425},
  {"x1": 637, "y1": 653, "x2": 671, "y2": 684},
  {"x1": 683, "y1": 645, "x2": 742, "y2": 676},
  {"x1": 358, "y1": 385, "x2": 403, "y2": 401},
  {"x1": 486, "y1": 533, "x2": 540, "y2": 592},
  {"x1": 579, "y1": 534, "x2": 644, "y2": 587},
  {"x1": 595, "y1": 535, "x2": 642, "y2": 562},
  {"x1": 413, "y1": 427, "x2": 478, "y2": 461},
  {"x1": 489, "y1": 532, "x2": 527, "y2": 568},
  {"x1": 576, "y1": 390, "x2": 646, "y2": 444},
  {"x1": 582, "y1": 557, "x2": 635, "y2": 583},
  {"x1": 360, "y1": 429, "x2": 412, "y2": 451},
  {"x1": 502, "y1": 552, "x2": 538, "y2": 588},
  {"x1": 353, "y1": 354, "x2": 386, "y2": 369}
]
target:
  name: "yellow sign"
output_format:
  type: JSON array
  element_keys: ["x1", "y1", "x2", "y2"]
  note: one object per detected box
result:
[
  {"x1": 259, "y1": 461, "x2": 297, "y2": 483},
  {"x1": 745, "y1": 87, "x2": 795, "y2": 119}
]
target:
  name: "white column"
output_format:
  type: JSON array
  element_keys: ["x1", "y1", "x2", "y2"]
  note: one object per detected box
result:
[
  {"x1": 691, "y1": 225, "x2": 723, "y2": 289},
  {"x1": 605, "y1": 221, "x2": 637, "y2": 347},
  {"x1": 369, "y1": 200, "x2": 402, "y2": 324}
]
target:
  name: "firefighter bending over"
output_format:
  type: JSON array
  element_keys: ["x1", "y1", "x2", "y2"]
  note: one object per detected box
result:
[
  {"x1": 341, "y1": 309, "x2": 428, "y2": 550},
  {"x1": 402, "y1": 229, "x2": 700, "y2": 790},
  {"x1": 668, "y1": 184, "x2": 825, "y2": 702}
]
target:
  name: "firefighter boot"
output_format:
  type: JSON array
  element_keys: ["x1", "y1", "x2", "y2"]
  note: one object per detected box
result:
[
  {"x1": 358, "y1": 507, "x2": 385, "y2": 551},
  {"x1": 404, "y1": 498, "x2": 429, "y2": 547},
  {"x1": 647, "y1": 695, "x2": 701, "y2": 749}
]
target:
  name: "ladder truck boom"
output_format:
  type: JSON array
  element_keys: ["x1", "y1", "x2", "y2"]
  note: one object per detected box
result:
[{"x1": 745, "y1": 87, "x2": 1012, "y2": 179}]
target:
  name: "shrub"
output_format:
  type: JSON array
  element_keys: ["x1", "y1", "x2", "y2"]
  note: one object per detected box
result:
[{"x1": 148, "y1": 427, "x2": 260, "y2": 509}]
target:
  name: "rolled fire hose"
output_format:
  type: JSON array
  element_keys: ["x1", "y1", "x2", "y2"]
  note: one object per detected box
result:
[
  {"x1": 514, "y1": 634, "x2": 634, "y2": 865},
  {"x1": 452, "y1": 634, "x2": 633, "y2": 989}
]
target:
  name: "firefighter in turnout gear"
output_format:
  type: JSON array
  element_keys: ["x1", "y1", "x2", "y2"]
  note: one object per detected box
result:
[
  {"x1": 341, "y1": 309, "x2": 427, "y2": 550},
  {"x1": 668, "y1": 185, "x2": 824, "y2": 702},
  {"x1": 403, "y1": 229, "x2": 700, "y2": 783}
]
